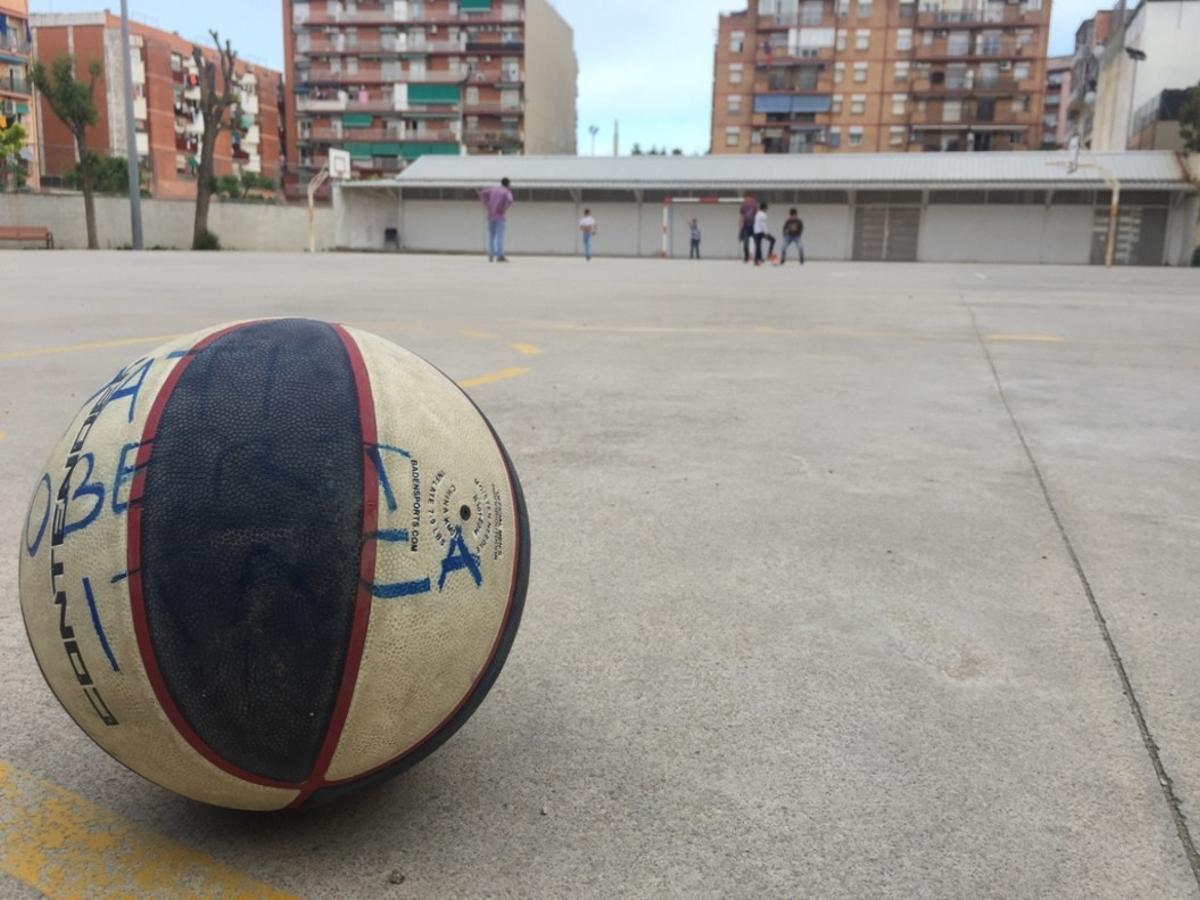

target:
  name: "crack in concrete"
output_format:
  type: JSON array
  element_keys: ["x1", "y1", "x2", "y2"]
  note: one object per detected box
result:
[{"x1": 964, "y1": 296, "x2": 1200, "y2": 891}]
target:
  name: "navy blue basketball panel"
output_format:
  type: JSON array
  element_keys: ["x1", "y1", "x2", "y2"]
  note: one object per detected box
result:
[{"x1": 139, "y1": 319, "x2": 364, "y2": 784}]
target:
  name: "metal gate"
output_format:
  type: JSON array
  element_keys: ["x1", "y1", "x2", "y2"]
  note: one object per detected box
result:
[
  {"x1": 853, "y1": 206, "x2": 921, "y2": 261},
  {"x1": 1090, "y1": 206, "x2": 1168, "y2": 266}
]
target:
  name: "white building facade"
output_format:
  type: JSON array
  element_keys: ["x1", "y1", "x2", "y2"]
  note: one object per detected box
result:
[{"x1": 1092, "y1": 0, "x2": 1200, "y2": 151}]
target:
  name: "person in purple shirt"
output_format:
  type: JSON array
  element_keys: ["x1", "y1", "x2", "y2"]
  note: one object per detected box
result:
[
  {"x1": 738, "y1": 194, "x2": 758, "y2": 264},
  {"x1": 478, "y1": 177, "x2": 514, "y2": 262}
]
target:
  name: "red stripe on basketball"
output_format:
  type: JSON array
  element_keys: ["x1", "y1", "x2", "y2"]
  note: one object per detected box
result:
[
  {"x1": 317, "y1": 380, "x2": 524, "y2": 789},
  {"x1": 288, "y1": 324, "x2": 380, "y2": 807},
  {"x1": 126, "y1": 322, "x2": 300, "y2": 791}
]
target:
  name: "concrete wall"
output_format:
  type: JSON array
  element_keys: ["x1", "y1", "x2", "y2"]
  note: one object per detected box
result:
[
  {"x1": 920, "y1": 204, "x2": 1095, "y2": 264},
  {"x1": 335, "y1": 185, "x2": 1199, "y2": 265},
  {"x1": 0, "y1": 193, "x2": 333, "y2": 251},
  {"x1": 524, "y1": 0, "x2": 578, "y2": 155}
]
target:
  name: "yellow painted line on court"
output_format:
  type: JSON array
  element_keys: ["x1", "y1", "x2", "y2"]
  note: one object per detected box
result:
[
  {"x1": 0, "y1": 334, "x2": 183, "y2": 362},
  {"x1": 458, "y1": 367, "x2": 531, "y2": 389},
  {"x1": 510, "y1": 342, "x2": 543, "y2": 357},
  {"x1": 0, "y1": 761, "x2": 296, "y2": 899},
  {"x1": 462, "y1": 329, "x2": 498, "y2": 341},
  {"x1": 986, "y1": 333, "x2": 1065, "y2": 343}
]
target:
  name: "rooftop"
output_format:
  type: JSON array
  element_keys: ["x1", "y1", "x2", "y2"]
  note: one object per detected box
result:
[{"x1": 342, "y1": 151, "x2": 1198, "y2": 192}]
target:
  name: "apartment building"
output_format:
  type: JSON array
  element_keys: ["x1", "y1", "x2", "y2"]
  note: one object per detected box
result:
[
  {"x1": 1065, "y1": 9, "x2": 1114, "y2": 147},
  {"x1": 1091, "y1": 0, "x2": 1200, "y2": 151},
  {"x1": 712, "y1": 0, "x2": 1052, "y2": 154},
  {"x1": 1042, "y1": 55, "x2": 1070, "y2": 147},
  {"x1": 0, "y1": 0, "x2": 39, "y2": 189},
  {"x1": 31, "y1": 12, "x2": 284, "y2": 200},
  {"x1": 282, "y1": 0, "x2": 578, "y2": 190}
]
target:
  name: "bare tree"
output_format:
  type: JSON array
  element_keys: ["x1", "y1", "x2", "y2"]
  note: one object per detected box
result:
[{"x1": 191, "y1": 31, "x2": 241, "y2": 249}]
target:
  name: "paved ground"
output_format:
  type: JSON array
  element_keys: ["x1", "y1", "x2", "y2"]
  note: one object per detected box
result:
[{"x1": 1, "y1": 253, "x2": 1198, "y2": 899}]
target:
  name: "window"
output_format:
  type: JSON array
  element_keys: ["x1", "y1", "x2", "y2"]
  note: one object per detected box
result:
[
  {"x1": 729, "y1": 63, "x2": 744, "y2": 85},
  {"x1": 947, "y1": 31, "x2": 969, "y2": 55},
  {"x1": 899, "y1": 1, "x2": 915, "y2": 17},
  {"x1": 802, "y1": 1, "x2": 824, "y2": 25},
  {"x1": 895, "y1": 61, "x2": 910, "y2": 83},
  {"x1": 856, "y1": 30, "x2": 870, "y2": 50},
  {"x1": 1014, "y1": 62, "x2": 1031, "y2": 81},
  {"x1": 1024, "y1": 0, "x2": 1042, "y2": 10},
  {"x1": 836, "y1": 30, "x2": 847, "y2": 51},
  {"x1": 725, "y1": 127, "x2": 741, "y2": 147},
  {"x1": 1016, "y1": 29, "x2": 1035, "y2": 48},
  {"x1": 891, "y1": 93, "x2": 906, "y2": 115},
  {"x1": 977, "y1": 97, "x2": 995, "y2": 121},
  {"x1": 851, "y1": 94, "x2": 866, "y2": 114},
  {"x1": 896, "y1": 29, "x2": 912, "y2": 51},
  {"x1": 834, "y1": 62, "x2": 845, "y2": 84},
  {"x1": 832, "y1": 94, "x2": 843, "y2": 113},
  {"x1": 853, "y1": 62, "x2": 868, "y2": 83},
  {"x1": 728, "y1": 94, "x2": 742, "y2": 114},
  {"x1": 1012, "y1": 95, "x2": 1027, "y2": 113},
  {"x1": 730, "y1": 31, "x2": 745, "y2": 54},
  {"x1": 836, "y1": 0, "x2": 850, "y2": 16},
  {"x1": 890, "y1": 126, "x2": 906, "y2": 146},
  {"x1": 848, "y1": 126, "x2": 864, "y2": 146},
  {"x1": 943, "y1": 100, "x2": 962, "y2": 122},
  {"x1": 857, "y1": 0, "x2": 872, "y2": 18},
  {"x1": 829, "y1": 126, "x2": 842, "y2": 147}
]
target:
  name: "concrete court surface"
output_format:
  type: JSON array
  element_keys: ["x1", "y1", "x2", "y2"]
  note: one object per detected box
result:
[{"x1": 0, "y1": 252, "x2": 1198, "y2": 899}]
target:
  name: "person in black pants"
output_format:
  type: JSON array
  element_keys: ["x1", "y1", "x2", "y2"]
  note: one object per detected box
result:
[{"x1": 689, "y1": 219, "x2": 702, "y2": 259}]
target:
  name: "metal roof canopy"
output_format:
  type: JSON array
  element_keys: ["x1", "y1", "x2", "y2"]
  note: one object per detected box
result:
[{"x1": 337, "y1": 151, "x2": 1197, "y2": 193}]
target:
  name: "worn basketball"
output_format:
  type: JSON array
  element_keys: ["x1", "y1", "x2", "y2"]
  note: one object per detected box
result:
[{"x1": 18, "y1": 319, "x2": 529, "y2": 810}]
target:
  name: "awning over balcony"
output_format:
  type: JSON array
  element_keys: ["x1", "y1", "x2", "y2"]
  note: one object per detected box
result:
[
  {"x1": 460, "y1": 0, "x2": 493, "y2": 9},
  {"x1": 343, "y1": 113, "x2": 374, "y2": 128},
  {"x1": 754, "y1": 94, "x2": 832, "y2": 115},
  {"x1": 409, "y1": 84, "x2": 461, "y2": 104}
]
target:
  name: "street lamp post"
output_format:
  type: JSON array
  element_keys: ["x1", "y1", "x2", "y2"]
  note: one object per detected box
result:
[
  {"x1": 588, "y1": 124, "x2": 599, "y2": 156},
  {"x1": 119, "y1": 0, "x2": 143, "y2": 249},
  {"x1": 1124, "y1": 46, "x2": 1147, "y2": 150}
]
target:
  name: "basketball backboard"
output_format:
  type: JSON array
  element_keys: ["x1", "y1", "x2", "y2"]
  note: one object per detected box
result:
[{"x1": 328, "y1": 148, "x2": 352, "y2": 181}]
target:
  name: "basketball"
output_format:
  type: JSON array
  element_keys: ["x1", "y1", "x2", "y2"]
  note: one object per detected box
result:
[{"x1": 18, "y1": 319, "x2": 529, "y2": 811}]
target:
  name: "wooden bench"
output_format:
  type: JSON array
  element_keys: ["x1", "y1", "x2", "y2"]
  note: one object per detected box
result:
[{"x1": 0, "y1": 226, "x2": 54, "y2": 249}]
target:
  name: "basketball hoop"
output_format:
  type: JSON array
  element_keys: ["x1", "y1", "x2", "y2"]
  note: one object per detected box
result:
[{"x1": 309, "y1": 149, "x2": 352, "y2": 254}]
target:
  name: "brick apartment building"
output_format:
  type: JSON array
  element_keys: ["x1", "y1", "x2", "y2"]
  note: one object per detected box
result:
[
  {"x1": 712, "y1": 0, "x2": 1053, "y2": 154},
  {"x1": 282, "y1": 0, "x2": 577, "y2": 191},
  {"x1": 0, "y1": 0, "x2": 39, "y2": 189},
  {"x1": 31, "y1": 12, "x2": 284, "y2": 200},
  {"x1": 1041, "y1": 54, "x2": 1070, "y2": 147},
  {"x1": 1065, "y1": 9, "x2": 1114, "y2": 148}
]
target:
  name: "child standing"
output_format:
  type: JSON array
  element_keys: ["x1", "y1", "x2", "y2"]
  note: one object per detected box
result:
[
  {"x1": 753, "y1": 202, "x2": 776, "y2": 266},
  {"x1": 579, "y1": 209, "x2": 597, "y2": 261},
  {"x1": 780, "y1": 208, "x2": 805, "y2": 265},
  {"x1": 689, "y1": 218, "x2": 702, "y2": 259}
]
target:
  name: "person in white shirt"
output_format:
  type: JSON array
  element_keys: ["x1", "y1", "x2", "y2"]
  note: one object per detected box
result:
[
  {"x1": 579, "y1": 209, "x2": 597, "y2": 261},
  {"x1": 753, "y1": 202, "x2": 776, "y2": 266}
]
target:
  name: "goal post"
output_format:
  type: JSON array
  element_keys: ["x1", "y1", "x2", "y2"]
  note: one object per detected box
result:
[{"x1": 661, "y1": 196, "x2": 744, "y2": 259}]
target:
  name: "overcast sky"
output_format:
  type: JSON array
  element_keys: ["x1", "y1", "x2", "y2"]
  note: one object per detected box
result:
[{"x1": 32, "y1": 0, "x2": 1104, "y2": 154}]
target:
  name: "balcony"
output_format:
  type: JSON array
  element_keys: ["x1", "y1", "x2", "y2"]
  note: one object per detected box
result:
[
  {"x1": 0, "y1": 77, "x2": 31, "y2": 96},
  {"x1": 465, "y1": 41, "x2": 525, "y2": 53},
  {"x1": 912, "y1": 39, "x2": 1034, "y2": 61},
  {"x1": 910, "y1": 77, "x2": 1022, "y2": 96},
  {"x1": 915, "y1": 6, "x2": 1045, "y2": 28},
  {"x1": 0, "y1": 31, "x2": 31, "y2": 62},
  {"x1": 462, "y1": 101, "x2": 525, "y2": 115},
  {"x1": 302, "y1": 68, "x2": 469, "y2": 85},
  {"x1": 295, "y1": 7, "x2": 524, "y2": 27},
  {"x1": 303, "y1": 127, "x2": 459, "y2": 143},
  {"x1": 463, "y1": 130, "x2": 523, "y2": 147},
  {"x1": 755, "y1": 6, "x2": 837, "y2": 29},
  {"x1": 756, "y1": 49, "x2": 835, "y2": 67}
]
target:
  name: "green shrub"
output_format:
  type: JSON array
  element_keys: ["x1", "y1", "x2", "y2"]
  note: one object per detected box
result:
[
  {"x1": 193, "y1": 229, "x2": 221, "y2": 251},
  {"x1": 64, "y1": 154, "x2": 130, "y2": 194}
]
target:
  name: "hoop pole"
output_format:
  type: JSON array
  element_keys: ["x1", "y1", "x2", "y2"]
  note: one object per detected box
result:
[
  {"x1": 661, "y1": 197, "x2": 671, "y2": 259},
  {"x1": 308, "y1": 166, "x2": 330, "y2": 255}
]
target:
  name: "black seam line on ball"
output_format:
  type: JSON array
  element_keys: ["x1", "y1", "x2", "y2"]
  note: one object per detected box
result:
[{"x1": 138, "y1": 319, "x2": 365, "y2": 785}]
